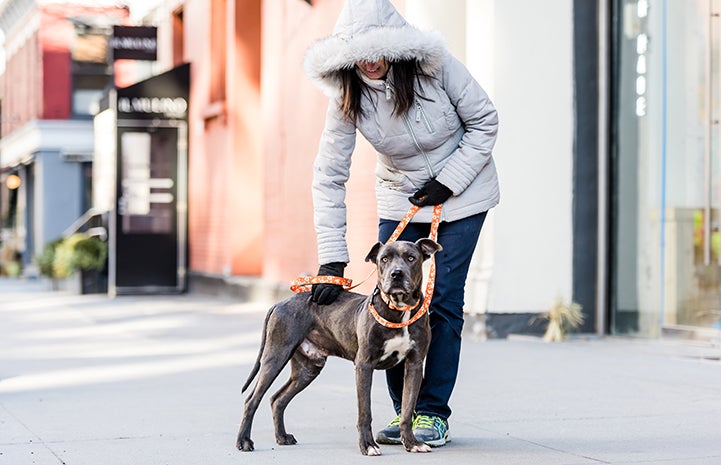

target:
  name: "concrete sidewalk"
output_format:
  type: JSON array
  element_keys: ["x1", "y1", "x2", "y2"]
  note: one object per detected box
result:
[{"x1": 1, "y1": 277, "x2": 721, "y2": 465}]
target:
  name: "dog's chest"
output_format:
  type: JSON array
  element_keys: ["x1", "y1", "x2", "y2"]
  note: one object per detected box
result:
[{"x1": 379, "y1": 329, "x2": 414, "y2": 362}]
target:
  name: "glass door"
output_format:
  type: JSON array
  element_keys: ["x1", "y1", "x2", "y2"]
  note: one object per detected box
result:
[{"x1": 613, "y1": 0, "x2": 721, "y2": 335}]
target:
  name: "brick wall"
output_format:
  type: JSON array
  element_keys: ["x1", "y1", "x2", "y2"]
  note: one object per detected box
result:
[{"x1": 261, "y1": 0, "x2": 382, "y2": 292}]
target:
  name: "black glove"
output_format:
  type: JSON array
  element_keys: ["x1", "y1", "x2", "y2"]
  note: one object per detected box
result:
[
  {"x1": 409, "y1": 179, "x2": 453, "y2": 206},
  {"x1": 311, "y1": 262, "x2": 346, "y2": 305}
]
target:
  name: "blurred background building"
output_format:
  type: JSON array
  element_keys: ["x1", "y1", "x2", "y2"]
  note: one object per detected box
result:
[{"x1": 0, "y1": 0, "x2": 718, "y2": 340}]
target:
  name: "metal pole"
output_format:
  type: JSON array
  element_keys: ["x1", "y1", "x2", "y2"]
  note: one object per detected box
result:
[{"x1": 596, "y1": 0, "x2": 610, "y2": 336}]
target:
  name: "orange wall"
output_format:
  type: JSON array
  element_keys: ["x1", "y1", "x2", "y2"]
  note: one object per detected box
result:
[
  {"x1": 229, "y1": 0, "x2": 263, "y2": 275},
  {"x1": 185, "y1": 0, "x2": 263, "y2": 276},
  {"x1": 261, "y1": 0, "x2": 398, "y2": 293},
  {"x1": 185, "y1": 0, "x2": 405, "y2": 290}
]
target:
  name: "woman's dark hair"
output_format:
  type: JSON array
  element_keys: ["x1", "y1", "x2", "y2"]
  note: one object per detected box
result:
[{"x1": 338, "y1": 59, "x2": 426, "y2": 124}]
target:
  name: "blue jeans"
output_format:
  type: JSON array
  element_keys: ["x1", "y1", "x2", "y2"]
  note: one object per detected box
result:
[{"x1": 378, "y1": 210, "x2": 487, "y2": 421}]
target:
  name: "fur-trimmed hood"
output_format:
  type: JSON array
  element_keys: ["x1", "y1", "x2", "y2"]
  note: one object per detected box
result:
[{"x1": 304, "y1": 0, "x2": 447, "y2": 96}]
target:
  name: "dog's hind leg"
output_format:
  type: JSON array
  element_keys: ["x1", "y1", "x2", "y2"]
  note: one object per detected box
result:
[
  {"x1": 270, "y1": 345, "x2": 327, "y2": 446},
  {"x1": 236, "y1": 345, "x2": 297, "y2": 451},
  {"x1": 236, "y1": 307, "x2": 312, "y2": 452}
]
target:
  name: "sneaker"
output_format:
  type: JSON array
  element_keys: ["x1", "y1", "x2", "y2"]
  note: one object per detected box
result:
[
  {"x1": 375, "y1": 414, "x2": 402, "y2": 444},
  {"x1": 413, "y1": 414, "x2": 450, "y2": 447}
]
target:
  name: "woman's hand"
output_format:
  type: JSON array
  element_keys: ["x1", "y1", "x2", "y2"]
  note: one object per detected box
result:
[
  {"x1": 409, "y1": 179, "x2": 453, "y2": 206},
  {"x1": 311, "y1": 262, "x2": 347, "y2": 305}
]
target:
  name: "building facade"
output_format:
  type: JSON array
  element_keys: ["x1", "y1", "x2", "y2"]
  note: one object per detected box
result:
[
  {"x1": 2, "y1": 0, "x2": 718, "y2": 339},
  {"x1": 0, "y1": 0, "x2": 129, "y2": 270}
]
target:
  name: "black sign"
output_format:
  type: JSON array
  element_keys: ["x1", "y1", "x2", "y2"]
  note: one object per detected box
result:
[
  {"x1": 117, "y1": 64, "x2": 190, "y2": 120},
  {"x1": 112, "y1": 25, "x2": 157, "y2": 61}
]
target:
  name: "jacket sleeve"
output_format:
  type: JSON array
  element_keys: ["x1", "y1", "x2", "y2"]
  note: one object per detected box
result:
[
  {"x1": 434, "y1": 54, "x2": 499, "y2": 196},
  {"x1": 312, "y1": 101, "x2": 357, "y2": 265}
]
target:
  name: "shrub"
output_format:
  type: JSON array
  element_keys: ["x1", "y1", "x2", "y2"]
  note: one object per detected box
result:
[
  {"x1": 0, "y1": 242, "x2": 22, "y2": 277},
  {"x1": 37, "y1": 234, "x2": 107, "y2": 279},
  {"x1": 36, "y1": 238, "x2": 63, "y2": 278},
  {"x1": 73, "y1": 235, "x2": 107, "y2": 271}
]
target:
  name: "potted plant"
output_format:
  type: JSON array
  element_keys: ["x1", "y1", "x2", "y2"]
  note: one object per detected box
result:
[
  {"x1": 72, "y1": 234, "x2": 108, "y2": 294},
  {"x1": 36, "y1": 234, "x2": 108, "y2": 294}
]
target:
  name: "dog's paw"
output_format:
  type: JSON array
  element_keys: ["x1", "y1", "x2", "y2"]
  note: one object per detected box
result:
[
  {"x1": 276, "y1": 433, "x2": 297, "y2": 446},
  {"x1": 407, "y1": 443, "x2": 432, "y2": 453},
  {"x1": 359, "y1": 435, "x2": 382, "y2": 456},
  {"x1": 236, "y1": 437, "x2": 254, "y2": 452},
  {"x1": 364, "y1": 445, "x2": 382, "y2": 456}
]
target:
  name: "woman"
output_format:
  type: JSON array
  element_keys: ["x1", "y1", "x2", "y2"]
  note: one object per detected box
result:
[{"x1": 304, "y1": 0, "x2": 499, "y2": 447}]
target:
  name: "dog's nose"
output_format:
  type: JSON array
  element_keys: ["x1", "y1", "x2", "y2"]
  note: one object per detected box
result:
[{"x1": 390, "y1": 269, "x2": 403, "y2": 279}]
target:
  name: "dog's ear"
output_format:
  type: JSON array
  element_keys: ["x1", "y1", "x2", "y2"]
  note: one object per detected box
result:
[
  {"x1": 365, "y1": 242, "x2": 383, "y2": 263},
  {"x1": 415, "y1": 239, "x2": 442, "y2": 261}
]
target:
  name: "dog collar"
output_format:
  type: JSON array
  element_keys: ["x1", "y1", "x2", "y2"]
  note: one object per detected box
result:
[
  {"x1": 376, "y1": 287, "x2": 421, "y2": 312},
  {"x1": 368, "y1": 288, "x2": 426, "y2": 329}
]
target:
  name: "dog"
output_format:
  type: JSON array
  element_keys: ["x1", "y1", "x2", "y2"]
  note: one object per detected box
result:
[{"x1": 236, "y1": 238, "x2": 442, "y2": 456}]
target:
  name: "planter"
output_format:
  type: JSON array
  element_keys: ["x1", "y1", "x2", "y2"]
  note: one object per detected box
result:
[
  {"x1": 54, "y1": 269, "x2": 108, "y2": 294},
  {"x1": 79, "y1": 268, "x2": 108, "y2": 294}
]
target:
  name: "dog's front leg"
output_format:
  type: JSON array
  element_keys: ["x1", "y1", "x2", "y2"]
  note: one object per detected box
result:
[
  {"x1": 400, "y1": 360, "x2": 432, "y2": 453},
  {"x1": 355, "y1": 362, "x2": 381, "y2": 456}
]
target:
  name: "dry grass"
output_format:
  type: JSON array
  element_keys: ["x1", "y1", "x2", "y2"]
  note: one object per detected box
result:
[{"x1": 541, "y1": 298, "x2": 584, "y2": 342}]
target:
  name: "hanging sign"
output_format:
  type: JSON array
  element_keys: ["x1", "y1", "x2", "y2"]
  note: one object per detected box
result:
[{"x1": 112, "y1": 26, "x2": 158, "y2": 61}]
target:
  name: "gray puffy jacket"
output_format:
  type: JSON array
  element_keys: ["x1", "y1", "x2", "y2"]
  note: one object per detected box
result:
[{"x1": 304, "y1": 0, "x2": 499, "y2": 265}]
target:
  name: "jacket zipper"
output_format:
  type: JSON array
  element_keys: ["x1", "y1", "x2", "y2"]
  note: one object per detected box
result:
[
  {"x1": 415, "y1": 102, "x2": 433, "y2": 133},
  {"x1": 386, "y1": 82, "x2": 434, "y2": 179},
  {"x1": 403, "y1": 114, "x2": 435, "y2": 179}
]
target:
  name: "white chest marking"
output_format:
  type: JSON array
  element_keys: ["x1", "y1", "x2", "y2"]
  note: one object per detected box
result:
[{"x1": 380, "y1": 329, "x2": 414, "y2": 361}]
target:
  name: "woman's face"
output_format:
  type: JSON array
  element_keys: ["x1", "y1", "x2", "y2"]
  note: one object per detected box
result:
[{"x1": 356, "y1": 59, "x2": 390, "y2": 80}]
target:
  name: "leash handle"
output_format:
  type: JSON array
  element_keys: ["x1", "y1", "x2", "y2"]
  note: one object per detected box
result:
[
  {"x1": 386, "y1": 204, "x2": 441, "y2": 243},
  {"x1": 386, "y1": 205, "x2": 422, "y2": 243},
  {"x1": 289, "y1": 275, "x2": 353, "y2": 293}
]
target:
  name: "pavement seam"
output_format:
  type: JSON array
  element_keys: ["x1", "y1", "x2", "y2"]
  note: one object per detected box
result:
[
  {"x1": 508, "y1": 436, "x2": 611, "y2": 464},
  {"x1": 0, "y1": 401, "x2": 67, "y2": 464}
]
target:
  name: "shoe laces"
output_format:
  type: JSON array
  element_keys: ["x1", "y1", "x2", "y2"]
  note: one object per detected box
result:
[
  {"x1": 413, "y1": 414, "x2": 435, "y2": 430},
  {"x1": 413, "y1": 414, "x2": 447, "y2": 432},
  {"x1": 388, "y1": 414, "x2": 402, "y2": 427}
]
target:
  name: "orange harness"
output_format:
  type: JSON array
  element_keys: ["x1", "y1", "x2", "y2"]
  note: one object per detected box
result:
[{"x1": 290, "y1": 204, "x2": 442, "y2": 329}]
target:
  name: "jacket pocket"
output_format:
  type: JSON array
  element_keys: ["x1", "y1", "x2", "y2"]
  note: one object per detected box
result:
[
  {"x1": 443, "y1": 108, "x2": 462, "y2": 132},
  {"x1": 415, "y1": 102, "x2": 435, "y2": 134},
  {"x1": 376, "y1": 164, "x2": 418, "y2": 192}
]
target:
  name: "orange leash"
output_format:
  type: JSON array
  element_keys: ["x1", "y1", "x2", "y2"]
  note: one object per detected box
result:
[
  {"x1": 290, "y1": 204, "x2": 442, "y2": 329},
  {"x1": 367, "y1": 204, "x2": 441, "y2": 329}
]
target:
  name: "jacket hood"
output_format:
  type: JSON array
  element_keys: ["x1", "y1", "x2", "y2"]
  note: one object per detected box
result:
[{"x1": 304, "y1": 0, "x2": 447, "y2": 96}]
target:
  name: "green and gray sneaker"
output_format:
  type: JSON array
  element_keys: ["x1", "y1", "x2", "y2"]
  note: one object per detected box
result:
[
  {"x1": 375, "y1": 414, "x2": 402, "y2": 445},
  {"x1": 413, "y1": 414, "x2": 450, "y2": 447}
]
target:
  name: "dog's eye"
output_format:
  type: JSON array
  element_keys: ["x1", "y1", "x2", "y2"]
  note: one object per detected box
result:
[
  {"x1": 381, "y1": 257, "x2": 389, "y2": 263},
  {"x1": 407, "y1": 256, "x2": 415, "y2": 262}
]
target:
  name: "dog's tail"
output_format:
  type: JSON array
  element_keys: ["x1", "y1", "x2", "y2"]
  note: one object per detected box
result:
[{"x1": 241, "y1": 305, "x2": 275, "y2": 394}]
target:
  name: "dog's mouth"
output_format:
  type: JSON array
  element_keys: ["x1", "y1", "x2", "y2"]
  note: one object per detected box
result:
[
  {"x1": 380, "y1": 278, "x2": 417, "y2": 307},
  {"x1": 380, "y1": 287, "x2": 421, "y2": 310},
  {"x1": 383, "y1": 277, "x2": 410, "y2": 293}
]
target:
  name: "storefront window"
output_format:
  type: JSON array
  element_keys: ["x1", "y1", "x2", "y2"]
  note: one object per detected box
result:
[
  {"x1": 613, "y1": 0, "x2": 721, "y2": 335},
  {"x1": 71, "y1": 24, "x2": 111, "y2": 117}
]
